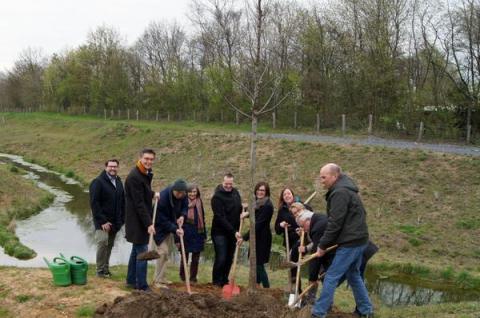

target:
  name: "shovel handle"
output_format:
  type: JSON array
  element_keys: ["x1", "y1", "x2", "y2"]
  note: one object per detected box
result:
[
  {"x1": 147, "y1": 197, "x2": 159, "y2": 250},
  {"x1": 179, "y1": 234, "x2": 192, "y2": 294},
  {"x1": 294, "y1": 229, "x2": 305, "y2": 299},
  {"x1": 229, "y1": 217, "x2": 244, "y2": 283},
  {"x1": 284, "y1": 225, "x2": 292, "y2": 292},
  {"x1": 300, "y1": 244, "x2": 338, "y2": 265},
  {"x1": 303, "y1": 191, "x2": 317, "y2": 205}
]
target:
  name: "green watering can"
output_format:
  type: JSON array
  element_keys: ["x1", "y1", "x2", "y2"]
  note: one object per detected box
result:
[
  {"x1": 60, "y1": 253, "x2": 89, "y2": 285},
  {"x1": 43, "y1": 257, "x2": 71, "y2": 286}
]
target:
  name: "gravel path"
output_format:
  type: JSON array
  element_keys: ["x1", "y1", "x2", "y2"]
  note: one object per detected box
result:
[{"x1": 254, "y1": 133, "x2": 480, "y2": 157}]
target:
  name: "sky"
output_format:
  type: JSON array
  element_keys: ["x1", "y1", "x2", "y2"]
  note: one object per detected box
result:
[{"x1": 0, "y1": 0, "x2": 192, "y2": 72}]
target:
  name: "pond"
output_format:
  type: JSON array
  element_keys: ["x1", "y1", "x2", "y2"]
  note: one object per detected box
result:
[{"x1": 0, "y1": 153, "x2": 478, "y2": 306}]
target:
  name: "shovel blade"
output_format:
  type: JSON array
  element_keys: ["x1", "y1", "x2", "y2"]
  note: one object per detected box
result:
[
  {"x1": 222, "y1": 282, "x2": 240, "y2": 299},
  {"x1": 137, "y1": 250, "x2": 161, "y2": 261},
  {"x1": 287, "y1": 294, "x2": 301, "y2": 308}
]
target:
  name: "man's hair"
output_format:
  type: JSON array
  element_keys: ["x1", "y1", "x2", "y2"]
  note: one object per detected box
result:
[
  {"x1": 104, "y1": 159, "x2": 119, "y2": 167},
  {"x1": 140, "y1": 148, "x2": 156, "y2": 156},
  {"x1": 324, "y1": 163, "x2": 342, "y2": 176},
  {"x1": 296, "y1": 210, "x2": 314, "y2": 226},
  {"x1": 224, "y1": 172, "x2": 234, "y2": 179}
]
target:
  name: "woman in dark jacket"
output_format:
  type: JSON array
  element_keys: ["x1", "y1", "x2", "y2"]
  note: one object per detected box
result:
[
  {"x1": 180, "y1": 184, "x2": 207, "y2": 283},
  {"x1": 274, "y1": 187, "x2": 312, "y2": 287},
  {"x1": 241, "y1": 181, "x2": 273, "y2": 288}
]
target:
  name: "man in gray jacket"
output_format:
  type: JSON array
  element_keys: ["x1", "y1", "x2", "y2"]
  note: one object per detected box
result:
[{"x1": 311, "y1": 163, "x2": 373, "y2": 318}]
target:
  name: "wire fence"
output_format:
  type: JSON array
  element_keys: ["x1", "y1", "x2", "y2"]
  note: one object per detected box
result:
[{"x1": 0, "y1": 105, "x2": 475, "y2": 144}]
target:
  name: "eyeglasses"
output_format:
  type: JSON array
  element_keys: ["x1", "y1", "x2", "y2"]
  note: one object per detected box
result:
[
  {"x1": 257, "y1": 188, "x2": 266, "y2": 192},
  {"x1": 107, "y1": 165, "x2": 118, "y2": 168}
]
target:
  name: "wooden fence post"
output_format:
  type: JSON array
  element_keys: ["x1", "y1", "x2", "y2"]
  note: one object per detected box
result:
[
  {"x1": 368, "y1": 114, "x2": 373, "y2": 135},
  {"x1": 294, "y1": 111, "x2": 298, "y2": 129},
  {"x1": 127, "y1": 109, "x2": 130, "y2": 120},
  {"x1": 316, "y1": 113, "x2": 320, "y2": 133},
  {"x1": 167, "y1": 112, "x2": 170, "y2": 122},
  {"x1": 417, "y1": 121, "x2": 424, "y2": 142},
  {"x1": 136, "y1": 109, "x2": 139, "y2": 121},
  {"x1": 272, "y1": 112, "x2": 276, "y2": 129},
  {"x1": 104, "y1": 108, "x2": 107, "y2": 120},
  {"x1": 467, "y1": 124, "x2": 472, "y2": 144},
  {"x1": 342, "y1": 114, "x2": 346, "y2": 137}
]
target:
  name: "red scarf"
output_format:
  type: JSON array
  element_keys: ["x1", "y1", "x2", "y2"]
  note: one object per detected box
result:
[{"x1": 187, "y1": 198, "x2": 204, "y2": 233}]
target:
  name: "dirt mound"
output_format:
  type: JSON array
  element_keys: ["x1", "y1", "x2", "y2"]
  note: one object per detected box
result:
[{"x1": 95, "y1": 285, "x2": 357, "y2": 318}]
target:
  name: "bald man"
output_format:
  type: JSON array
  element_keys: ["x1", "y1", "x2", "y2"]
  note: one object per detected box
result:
[{"x1": 311, "y1": 163, "x2": 374, "y2": 318}]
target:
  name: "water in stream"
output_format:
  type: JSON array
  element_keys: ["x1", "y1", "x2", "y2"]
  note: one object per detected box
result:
[{"x1": 0, "y1": 153, "x2": 478, "y2": 306}]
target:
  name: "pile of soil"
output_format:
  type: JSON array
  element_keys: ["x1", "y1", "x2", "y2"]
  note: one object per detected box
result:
[{"x1": 95, "y1": 284, "x2": 357, "y2": 318}]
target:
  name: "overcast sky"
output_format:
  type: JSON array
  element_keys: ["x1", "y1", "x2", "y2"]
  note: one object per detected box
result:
[{"x1": 0, "y1": 0, "x2": 192, "y2": 72}]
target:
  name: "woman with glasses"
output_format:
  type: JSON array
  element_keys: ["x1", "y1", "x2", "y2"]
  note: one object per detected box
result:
[
  {"x1": 179, "y1": 183, "x2": 207, "y2": 283},
  {"x1": 237, "y1": 181, "x2": 273, "y2": 288}
]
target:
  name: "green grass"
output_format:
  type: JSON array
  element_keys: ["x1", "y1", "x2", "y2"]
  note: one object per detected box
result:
[{"x1": 75, "y1": 304, "x2": 95, "y2": 317}]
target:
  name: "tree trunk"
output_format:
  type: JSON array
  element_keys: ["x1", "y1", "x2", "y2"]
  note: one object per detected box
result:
[{"x1": 248, "y1": 115, "x2": 258, "y2": 291}]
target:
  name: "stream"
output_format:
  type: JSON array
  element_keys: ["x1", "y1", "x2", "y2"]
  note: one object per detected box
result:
[{"x1": 0, "y1": 153, "x2": 478, "y2": 306}]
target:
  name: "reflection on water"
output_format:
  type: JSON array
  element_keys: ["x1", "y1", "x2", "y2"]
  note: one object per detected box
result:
[
  {"x1": 365, "y1": 270, "x2": 480, "y2": 306},
  {"x1": 0, "y1": 153, "x2": 478, "y2": 307}
]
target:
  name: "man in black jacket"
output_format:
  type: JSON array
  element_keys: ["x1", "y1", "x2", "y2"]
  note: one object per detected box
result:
[
  {"x1": 311, "y1": 163, "x2": 374, "y2": 318},
  {"x1": 90, "y1": 159, "x2": 125, "y2": 278},
  {"x1": 210, "y1": 173, "x2": 243, "y2": 287},
  {"x1": 124, "y1": 149, "x2": 159, "y2": 291}
]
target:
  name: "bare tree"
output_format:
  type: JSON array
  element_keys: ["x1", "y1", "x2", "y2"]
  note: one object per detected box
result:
[
  {"x1": 224, "y1": 0, "x2": 292, "y2": 291},
  {"x1": 444, "y1": 0, "x2": 480, "y2": 142}
]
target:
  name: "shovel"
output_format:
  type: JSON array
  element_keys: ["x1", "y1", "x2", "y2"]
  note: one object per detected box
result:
[
  {"x1": 285, "y1": 225, "x2": 292, "y2": 294},
  {"x1": 288, "y1": 229, "x2": 305, "y2": 308},
  {"x1": 222, "y1": 217, "x2": 244, "y2": 300},
  {"x1": 289, "y1": 272, "x2": 326, "y2": 308},
  {"x1": 283, "y1": 245, "x2": 339, "y2": 268},
  {"x1": 137, "y1": 197, "x2": 161, "y2": 261},
  {"x1": 179, "y1": 229, "x2": 192, "y2": 295}
]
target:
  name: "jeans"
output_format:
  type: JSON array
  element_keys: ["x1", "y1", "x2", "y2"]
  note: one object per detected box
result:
[
  {"x1": 95, "y1": 229, "x2": 116, "y2": 274},
  {"x1": 126, "y1": 243, "x2": 148, "y2": 290},
  {"x1": 312, "y1": 244, "x2": 373, "y2": 317},
  {"x1": 212, "y1": 235, "x2": 236, "y2": 286}
]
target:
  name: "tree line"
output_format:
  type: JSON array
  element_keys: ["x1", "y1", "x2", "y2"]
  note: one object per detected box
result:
[{"x1": 0, "y1": 0, "x2": 479, "y2": 142}]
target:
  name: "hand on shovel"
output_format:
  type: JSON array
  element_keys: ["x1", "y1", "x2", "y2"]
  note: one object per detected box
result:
[{"x1": 235, "y1": 232, "x2": 243, "y2": 246}]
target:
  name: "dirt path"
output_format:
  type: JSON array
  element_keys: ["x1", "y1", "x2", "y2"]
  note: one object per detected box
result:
[{"x1": 255, "y1": 133, "x2": 480, "y2": 156}]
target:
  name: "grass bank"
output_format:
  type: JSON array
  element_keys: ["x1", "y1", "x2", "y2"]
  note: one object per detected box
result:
[
  {"x1": 0, "y1": 163, "x2": 54, "y2": 259},
  {"x1": 0, "y1": 112, "x2": 480, "y2": 308}
]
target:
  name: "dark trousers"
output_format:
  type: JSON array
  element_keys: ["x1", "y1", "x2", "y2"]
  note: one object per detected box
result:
[
  {"x1": 180, "y1": 252, "x2": 200, "y2": 282},
  {"x1": 256, "y1": 264, "x2": 270, "y2": 288},
  {"x1": 212, "y1": 235, "x2": 236, "y2": 286}
]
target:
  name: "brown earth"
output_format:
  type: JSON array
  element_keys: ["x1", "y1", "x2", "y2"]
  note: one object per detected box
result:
[{"x1": 95, "y1": 283, "x2": 357, "y2": 318}]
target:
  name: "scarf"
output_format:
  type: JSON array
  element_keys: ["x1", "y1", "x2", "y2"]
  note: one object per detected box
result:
[
  {"x1": 136, "y1": 160, "x2": 149, "y2": 175},
  {"x1": 255, "y1": 196, "x2": 269, "y2": 210},
  {"x1": 187, "y1": 198, "x2": 204, "y2": 233}
]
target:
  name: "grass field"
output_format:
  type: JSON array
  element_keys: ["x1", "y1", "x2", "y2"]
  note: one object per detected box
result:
[{"x1": 0, "y1": 112, "x2": 479, "y2": 316}]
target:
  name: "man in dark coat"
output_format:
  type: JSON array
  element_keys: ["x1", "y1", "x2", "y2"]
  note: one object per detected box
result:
[
  {"x1": 210, "y1": 173, "x2": 243, "y2": 287},
  {"x1": 124, "y1": 149, "x2": 159, "y2": 291},
  {"x1": 152, "y1": 179, "x2": 188, "y2": 288},
  {"x1": 89, "y1": 159, "x2": 125, "y2": 278},
  {"x1": 296, "y1": 210, "x2": 378, "y2": 305},
  {"x1": 311, "y1": 163, "x2": 374, "y2": 318}
]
